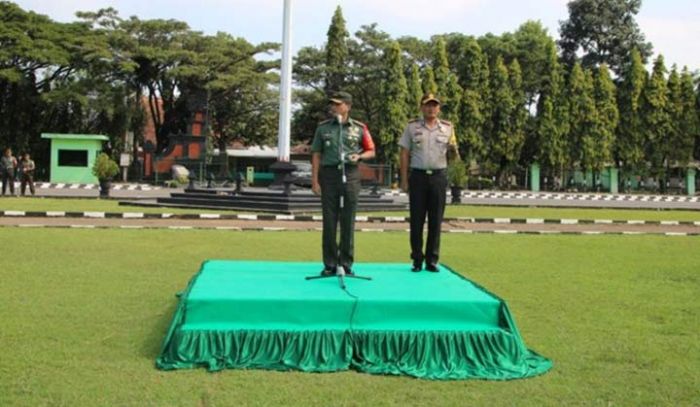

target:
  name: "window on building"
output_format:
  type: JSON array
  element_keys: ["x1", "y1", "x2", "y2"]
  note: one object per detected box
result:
[{"x1": 58, "y1": 149, "x2": 88, "y2": 167}]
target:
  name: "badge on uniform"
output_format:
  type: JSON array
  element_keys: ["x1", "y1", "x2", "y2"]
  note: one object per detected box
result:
[{"x1": 348, "y1": 127, "x2": 359, "y2": 141}]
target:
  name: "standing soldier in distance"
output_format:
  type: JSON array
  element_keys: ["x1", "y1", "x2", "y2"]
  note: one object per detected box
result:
[
  {"x1": 1, "y1": 147, "x2": 17, "y2": 196},
  {"x1": 20, "y1": 152, "x2": 36, "y2": 196},
  {"x1": 311, "y1": 91, "x2": 376, "y2": 276},
  {"x1": 399, "y1": 93, "x2": 459, "y2": 272}
]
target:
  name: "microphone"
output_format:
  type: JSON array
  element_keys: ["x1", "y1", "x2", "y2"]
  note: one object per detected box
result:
[{"x1": 336, "y1": 265, "x2": 346, "y2": 289}]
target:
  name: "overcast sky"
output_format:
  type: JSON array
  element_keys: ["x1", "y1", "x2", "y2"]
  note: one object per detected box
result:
[{"x1": 13, "y1": 0, "x2": 700, "y2": 71}]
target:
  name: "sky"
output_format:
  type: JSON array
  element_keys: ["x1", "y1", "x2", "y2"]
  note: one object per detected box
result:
[{"x1": 12, "y1": 0, "x2": 700, "y2": 71}]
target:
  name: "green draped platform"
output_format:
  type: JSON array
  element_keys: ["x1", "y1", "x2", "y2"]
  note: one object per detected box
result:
[{"x1": 156, "y1": 260, "x2": 551, "y2": 380}]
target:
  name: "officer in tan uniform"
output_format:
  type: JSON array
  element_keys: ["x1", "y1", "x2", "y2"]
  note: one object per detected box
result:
[{"x1": 399, "y1": 93, "x2": 459, "y2": 272}]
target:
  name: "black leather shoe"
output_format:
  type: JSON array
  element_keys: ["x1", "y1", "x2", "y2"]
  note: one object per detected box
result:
[
  {"x1": 320, "y1": 268, "x2": 335, "y2": 276},
  {"x1": 411, "y1": 262, "x2": 422, "y2": 272},
  {"x1": 425, "y1": 264, "x2": 439, "y2": 272},
  {"x1": 342, "y1": 267, "x2": 354, "y2": 276}
]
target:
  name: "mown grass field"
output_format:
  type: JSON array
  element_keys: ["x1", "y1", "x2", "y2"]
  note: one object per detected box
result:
[{"x1": 0, "y1": 228, "x2": 698, "y2": 406}]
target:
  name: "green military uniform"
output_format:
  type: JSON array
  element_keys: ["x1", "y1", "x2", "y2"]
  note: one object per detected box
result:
[{"x1": 311, "y1": 116, "x2": 375, "y2": 272}]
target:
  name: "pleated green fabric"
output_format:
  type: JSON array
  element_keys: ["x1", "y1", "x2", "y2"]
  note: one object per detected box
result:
[{"x1": 156, "y1": 261, "x2": 552, "y2": 380}]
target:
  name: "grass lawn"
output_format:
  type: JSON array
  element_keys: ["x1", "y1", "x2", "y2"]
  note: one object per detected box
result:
[
  {"x1": 2, "y1": 197, "x2": 700, "y2": 222},
  {"x1": 0, "y1": 229, "x2": 698, "y2": 406}
]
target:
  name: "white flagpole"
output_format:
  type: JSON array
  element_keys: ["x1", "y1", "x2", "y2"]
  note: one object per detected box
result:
[{"x1": 277, "y1": 0, "x2": 293, "y2": 162}]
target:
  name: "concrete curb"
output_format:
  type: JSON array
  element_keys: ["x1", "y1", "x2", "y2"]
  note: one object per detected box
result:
[
  {"x1": 2, "y1": 210, "x2": 699, "y2": 227},
  {"x1": 4, "y1": 222, "x2": 699, "y2": 236}
]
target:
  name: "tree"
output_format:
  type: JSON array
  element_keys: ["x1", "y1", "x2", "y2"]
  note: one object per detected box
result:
[
  {"x1": 535, "y1": 44, "x2": 569, "y2": 182},
  {"x1": 0, "y1": 3, "x2": 116, "y2": 164},
  {"x1": 512, "y1": 21, "x2": 558, "y2": 108},
  {"x1": 478, "y1": 32, "x2": 517, "y2": 67},
  {"x1": 567, "y1": 62, "x2": 597, "y2": 173},
  {"x1": 116, "y1": 16, "x2": 193, "y2": 151},
  {"x1": 396, "y1": 35, "x2": 431, "y2": 66},
  {"x1": 421, "y1": 66, "x2": 437, "y2": 95},
  {"x1": 665, "y1": 66, "x2": 683, "y2": 166},
  {"x1": 432, "y1": 37, "x2": 450, "y2": 94},
  {"x1": 579, "y1": 70, "x2": 604, "y2": 175},
  {"x1": 177, "y1": 32, "x2": 279, "y2": 175},
  {"x1": 615, "y1": 48, "x2": 646, "y2": 173},
  {"x1": 325, "y1": 6, "x2": 349, "y2": 93},
  {"x1": 376, "y1": 41, "x2": 408, "y2": 168},
  {"x1": 346, "y1": 24, "x2": 392, "y2": 127},
  {"x1": 442, "y1": 74, "x2": 462, "y2": 128},
  {"x1": 406, "y1": 63, "x2": 423, "y2": 118},
  {"x1": 559, "y1": 0, "x2": 653, "y2": 75},
  {"x1": 429, "y1": 37, "x2": 462, "y2": 129},
  {"x1": 679, "y1": 69, "x2": 700, "y2": 162},
  {"x1": 292, "y1": 45, "x2": 328, "y2": 141},
  {"x1": 696, "y1": 78, "x2": 700, "y2": 161},
  {"x1": 641, "y1": 55, "x2": 671, "y2": 184},
  {"x1": 457, "y1": 38, "x2": 490, "y2": 165},
  {"x1": 508, "y1": 59, "x2": 527, "y2": 166},
  {"x1": 488, "y1": 56, "x2": 523, "y2": 185},
  {"x1": 460, "y1": 88, "x2": 486, "y2": 166},
  {"x1": 667, "y1": 67, "x2": 697, "y2": 167},
  {"x1": 589, "y1": 64, "x2": 618, "y2": 174}
]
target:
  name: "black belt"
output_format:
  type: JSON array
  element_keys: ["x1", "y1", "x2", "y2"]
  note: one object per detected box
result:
[
  {"x1": 322, "y1": 164, "x2": 358, "y2": 169},
  {"x1": 411, "y1": 168, "x2": 445, "y2": 175}
]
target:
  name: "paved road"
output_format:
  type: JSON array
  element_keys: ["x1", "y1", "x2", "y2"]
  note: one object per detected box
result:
[{"x1": 3, "y1": 182, "x2": 700, "y2": 210}]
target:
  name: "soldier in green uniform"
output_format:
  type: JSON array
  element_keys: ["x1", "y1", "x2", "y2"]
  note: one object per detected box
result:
[
  {"x1": 399, "y1": 93, "x2": 459, "y2": 272},
  {"x1": 311, "y1": 91, "x2": 376, "y2": 276}
]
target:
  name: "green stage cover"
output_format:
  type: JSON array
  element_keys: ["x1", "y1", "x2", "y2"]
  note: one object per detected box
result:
[{"x1": 156, "y1": 261, "x2": 551, "y2": 380}]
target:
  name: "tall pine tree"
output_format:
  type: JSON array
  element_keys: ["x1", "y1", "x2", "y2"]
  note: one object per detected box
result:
[
  {"x1": 679, "y1": 68, "x2": 700, "y2": 164},
  {"x1": 508, "y1": 58, "x2": 527, "y2": 168},
  {"x1": 377, "y1": 41, "x2": 409, "y2": 168},
  {"x1": 641, "y1": 55, "x2": 671, "y2": 184},
  {"x1": 406, "y1": 63, "x2": 423, "y2": 118},
  {"x1": 567, "y1": 62, "x2": 597, "y2": 174},
  {"x1": 579, "y1": 69, "x2": 603, "y2": 175},
  {"x1": 488, "y1": 56, "x2": 522, "y2": 186},
  {"x1": 421, "y1": 66, "x2": 437, "y2": 95},
  {"x1": 615, "y1": 48, "x2": 646, "y2": 173},
  {"x1": 669, "y1": 67, "x2": 697, "y2": 166},
  {"x1": 592, "y1": 64, "x2": 618, "y2": 174},
  {"x1": 324, "y1": 6, "x2": 349, "y2": 93},
  {"x1": 432, "y1": 37, "x2": 450, "y2": 95},
  {"x1": 458, "y1": 38, "x2": 489, "y2": 165},
  {"x1": 536, "y1": 44, "x2": 568, "y2": 183}
]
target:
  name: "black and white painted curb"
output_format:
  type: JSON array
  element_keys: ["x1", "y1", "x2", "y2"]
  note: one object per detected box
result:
[
  {"x1": 2, "y1": 223, "x2": 699, "y2": 236},
  {"x1": 4, "y1": 182, "x2": 160, "y2": 191},
  {"x1": 382, "y1": 190, "x2": 700, "y2": 203},
  {"x1": 1, "y1": 210, "x2": 699, "y2": 227}
]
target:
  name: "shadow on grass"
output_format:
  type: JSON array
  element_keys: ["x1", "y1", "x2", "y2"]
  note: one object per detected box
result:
[{"x1": 141, "y1": 299, "x2": 178, "y2": 360}]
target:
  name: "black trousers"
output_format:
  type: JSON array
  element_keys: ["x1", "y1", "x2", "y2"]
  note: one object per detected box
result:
[
  {"x1": 1, "y1": 169, "x2": 15, "y2": 195},
  {"x1": 409, "y1": 169, "x2": 447, "y2": 266},
  {"x1": 21, "y1": 172, "x2": 35, "y2": 195},
  {"x1": 319, "y1": 165, "x2": 360, "y2": 270}
]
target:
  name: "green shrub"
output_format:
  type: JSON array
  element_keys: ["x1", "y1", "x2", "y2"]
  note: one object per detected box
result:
[{"x1": 92, "y1": 153, "x2": 119, "y2": 180}]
